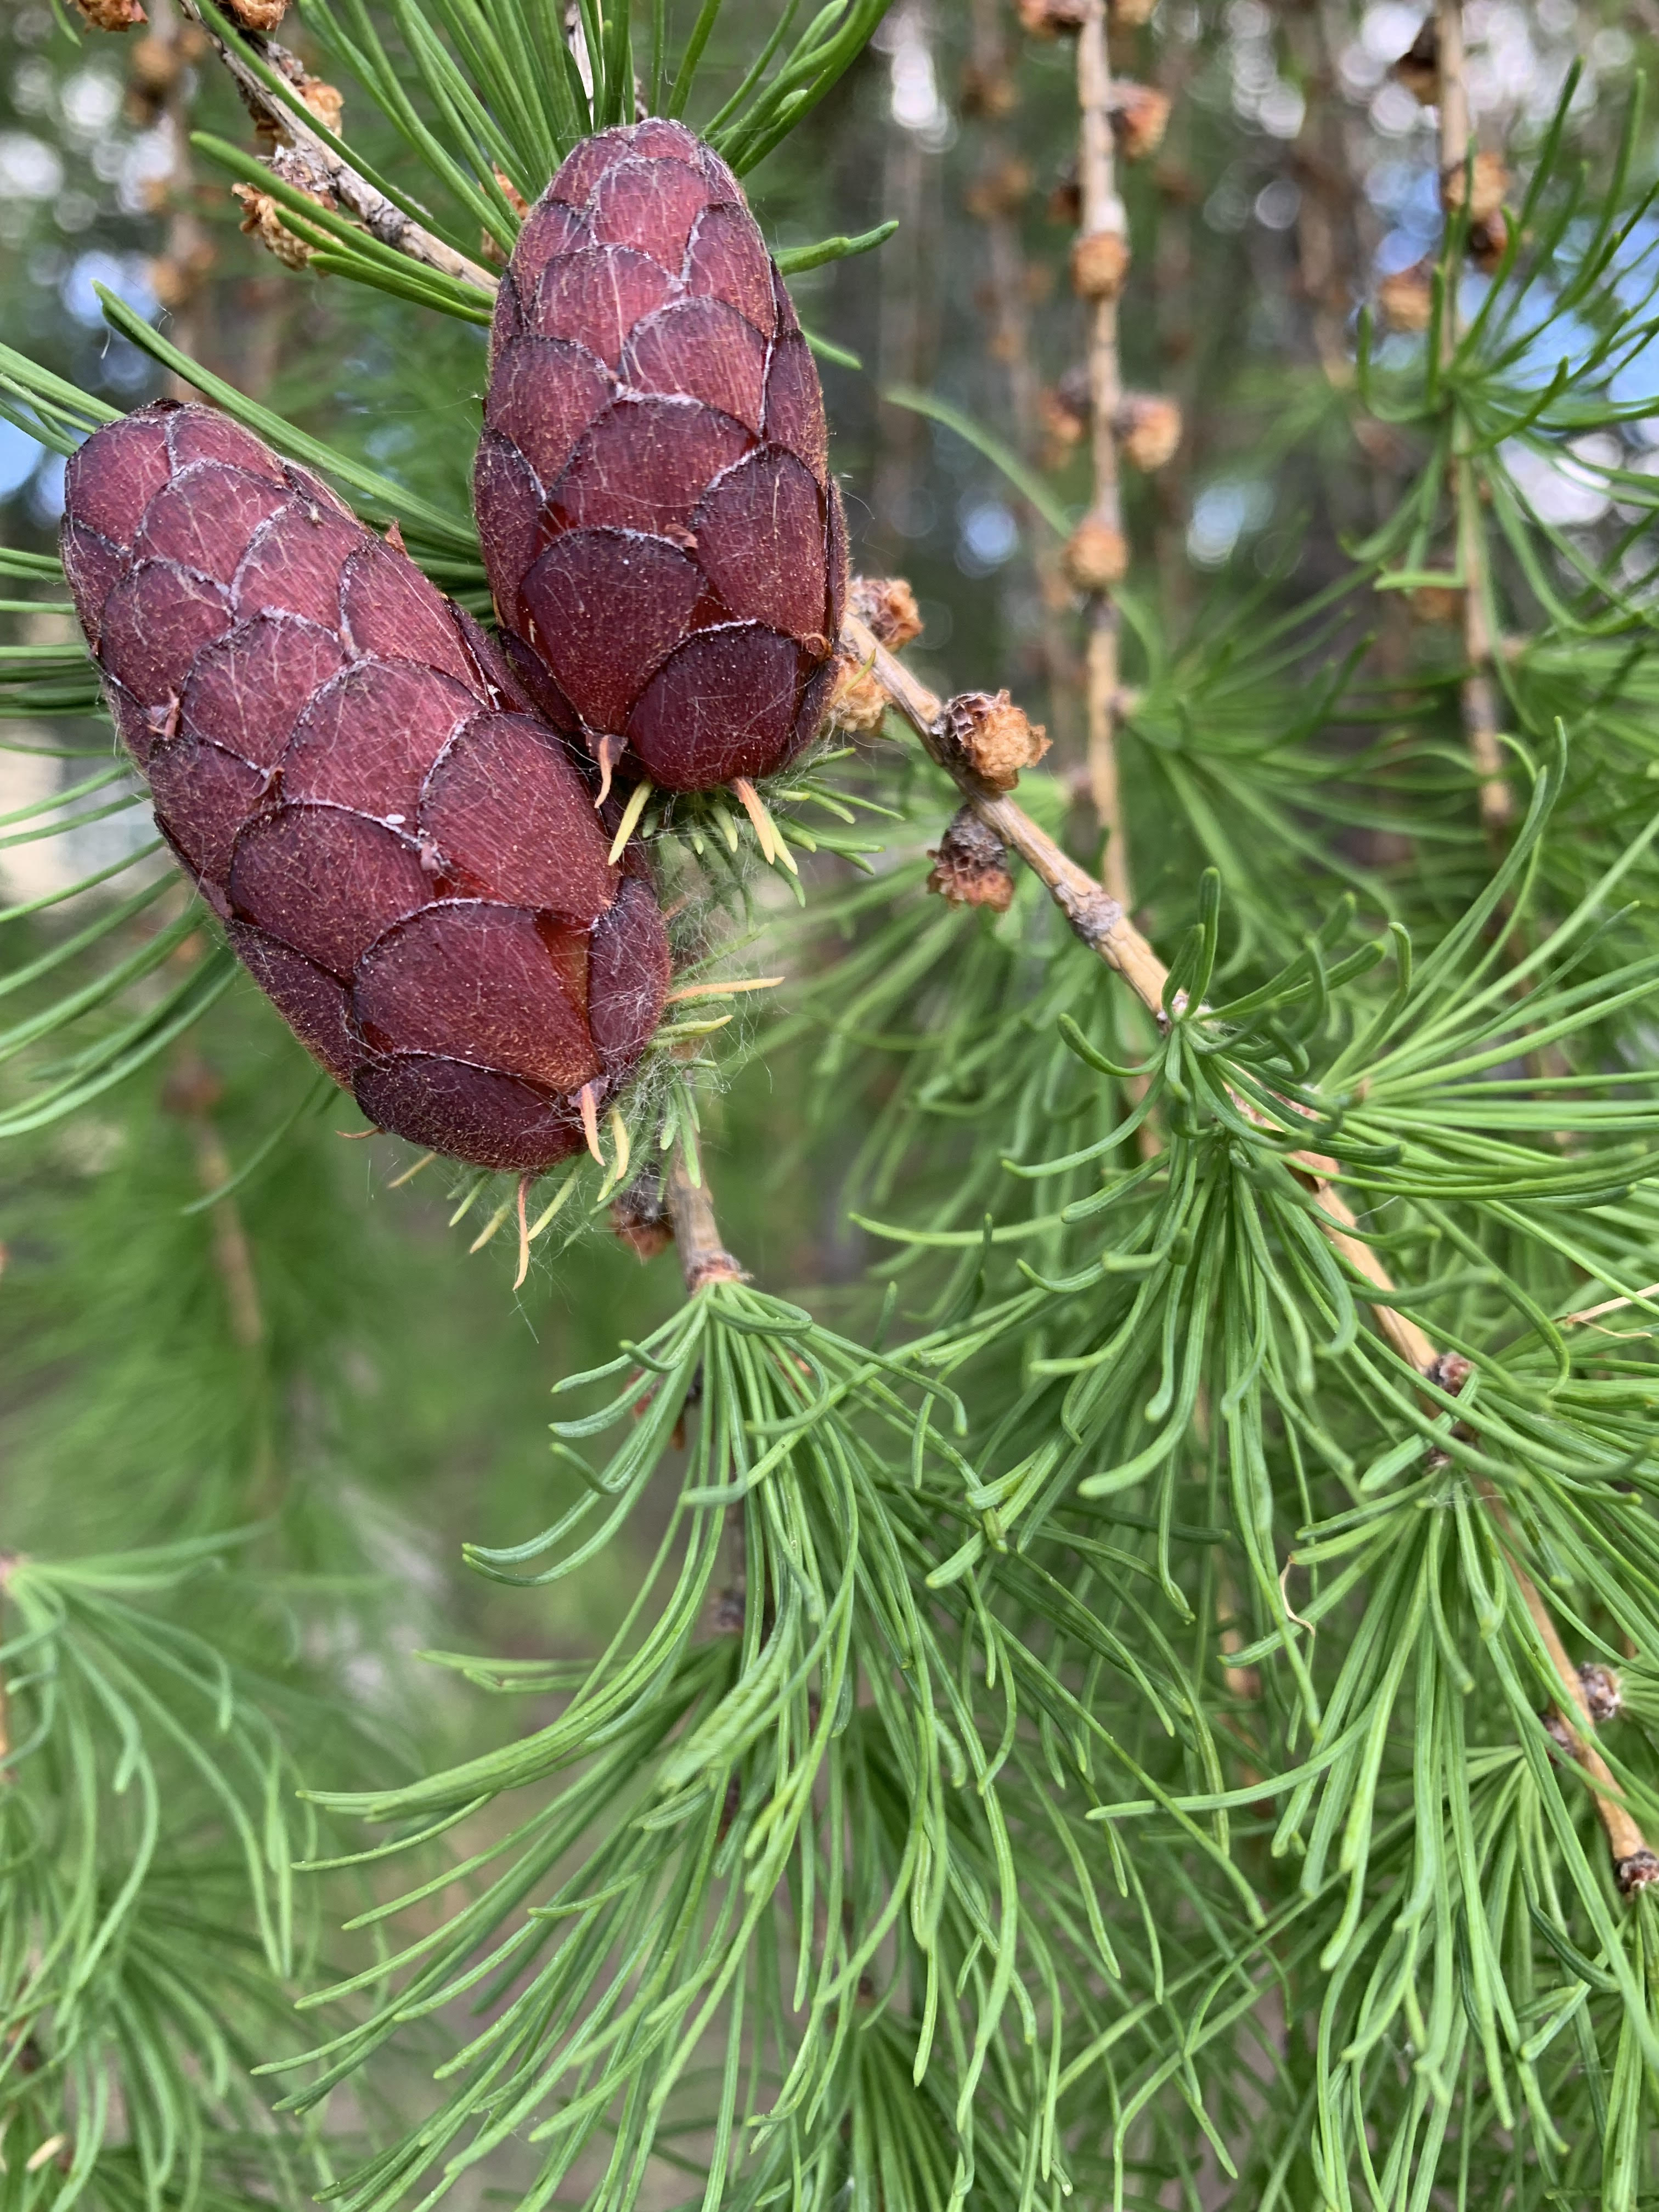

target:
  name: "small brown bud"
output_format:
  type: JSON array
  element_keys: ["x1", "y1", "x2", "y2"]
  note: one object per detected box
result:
[
  {"x1": 1618, "y1": 1848, "x2": 1659, "y2": 1896},
  {"x1": 1408, "y1": 583, "x2": 1463, "y2": 625},
  {"x1": 72, "y1": 0, "x2": 145, "y2": 27},
  {"x1": 300, "y1": 74, "x2": 344, "y2": 136},
  {"x1": 162, "y1": 1058, "x2": 224, "y2": 1119},
  {"x1": 850, "y1": 575, "x2": 923, "y2": 651},
  {"x1": 612, "y1": 1170, "x2": 673, "y2": 1261},
  {"x1": 1428, "y1": 1352, "x2": 1473, "y2": 1395},
  {"x1": 1377, "y1": 267, "x2": 1433, "y2": 332},
  {"x1": 1468, "y1": 209, "x2": 1509, "y2": 273},
  {"x1": 223, "y1": 0, "x2": 287, "y2": 26},
  {"x1": 1063, "y1": 518, "x2": 1129, "y2": 592},
  {"x1": 1578, "y1": 1661, "x2": 1623, "y2": 1724},
  {"x1": 709, "y1": 1587, "x2": 746, "y2": 1635},
  {"x1": 1040, "y1": 385, "x2": 1087, "y2": 466},
  {"x1": 147, "y1": 243, "x2": 216, "y2": 312},
  {"x1": 959, "y1": 60, "x2": 1018, "y2": 117},
  {"x1": 1443, "y1": 150, "x2": 1507, "y2": 226},
  {"x1": 1016, "y1": 0, "x2": 1087, "y2": 35},
  {"x1": 942, "y1": 691, "x2": 1049, "y2": 793},
  {"x1": 927, "y1": 808, "x2": 1015, "y2": 912},
  {"x1": 1071, "y1": 229, "x2": 1130, "y2": 300},
  {"x1": 1115, "y1": 391, "x2": 1182, "y2": 471},
  {"x1": 965, "y1": 157, "x2": 1032, "y2": 221},
  {"x1": 1541, "y1": 1707, "x2": 1578, "y2": 1756},
  {"x1": 1393, "y1": 18, "x2": 1438, "y2": 103},
  {"x1": 1047, "y1": 166, "x2": 1082, "y2": 227},
  {"x1": 234, "y1": 152, "x2": 335, "y2": 272},
  {"x1": 827, "y1": 659, "x2": 888, "y2": 736},
  {"x1": 482, "y1": 170, "x2": 531, "y2": 263},
  {"x1": 1107, "y1": 81, "x2": 1170, "y2": 163},
  {"x1": 129, "y1": 32, "x2": 180, "y2": 90}
]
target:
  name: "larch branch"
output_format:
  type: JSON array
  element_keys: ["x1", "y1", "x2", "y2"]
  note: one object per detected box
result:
[
  {"x1": 1074, "y1": 0, "x2": 1131, "y2": 903},
  {"x1": 1435, "y1": 0, "x2": 1511, "y2": 833},
  {"x1": 181, "y1": 0, "x2": 498, "y2": 294},
  {"x1": 845, "y1": 592, "x2": 1656, "y2": 1887},
  {"x1": 665, "y1": 1153, "x2": 747, "y2": 1294}
]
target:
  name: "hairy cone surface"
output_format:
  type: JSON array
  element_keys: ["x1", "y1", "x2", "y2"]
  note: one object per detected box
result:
[
  {"x1": 478, "y1": 119, "x2": 846, "y2": 792},
  {"x1": 63, "y1": 400, "x2": 670, "y2": 1172}
]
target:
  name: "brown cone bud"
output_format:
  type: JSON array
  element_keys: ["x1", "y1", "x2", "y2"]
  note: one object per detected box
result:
[
  {"x1": 1408, "y1": 584, "x2": 1463, "y2": 625},
  {"x1": 61, "y1": 401, "x2": 670, "y2": 1175},
  {"x1": 965, "y1": 157, "x2": 1032, "y2": 220},
  {"x1": 1443, "y1": 150, "x2": 1507, "y2": 225},
  {"x1": 129, "y1": 32, "x2": 179, "y2": 91},
  {"x1": 148, "y1": 244, "x2": 216, "y2": 312},
  {"x1": 850, "y1": 575, "x2": 922, "y2": 651},
  {"x1": 1040, "y1": 385, "x2": 1087, "y2": 461},
  {"x1": 72, "y1": 0, "x2": 145, "y2": 27},
  {"x1": 1108, "y1": 82, "x2": 1171, "y2": 163},
  {"x1": 942, "y1": 691, "x2": 1049, "y2": 793},
  {"x1": 1377, "y1": 267, "x2": 1433, "y2": 332},
  {"x1": 223, "y1": 0, "x2": 286, "y2": 25},
  {"x1": 1063, "y1": 518, "x2": 1129, "y2": 592},
  {"x1": 1048, "y1": 165, "x2": 1082, "y2": 227},
  {"x1": 612, "y1": 1170, "x2": 673, "y2": 1260},
  {"x1": 1468, "y1": 209, "x2": 1509, "y2": 273},
  {"x1": 235, "y1": 150, "x2": 334, "y2": 272},
  {"x1": 927, "y1": 808, "x2": 1014, "y2": 912},
  {"x1": 1393, "y1": 18, "x2": 1438, "y2": 103},
  {"x1": 960, "y1": 60, "x2": 1018, "y2": 118},
  {"x1": 1071, "y1": 230, "x2": 1130, "y2": 300},
  {"x1": 1578, "y1": 1661, "x2": 1623, "y2": 1724},
  {"x1": 1016, "y1": 0, "x2": 1088, "y2": 33},
  {"x1": 1115, "y1": 391, "x2": 1182, "y2": 471},
  {"x1": 827, "y1": 658, "x2": 888, "y2": 735}
]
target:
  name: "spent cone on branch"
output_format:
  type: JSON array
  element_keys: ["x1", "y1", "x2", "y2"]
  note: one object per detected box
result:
[
  {"x1": 941, "y1": 691, "x2": 1050, "y2": 793},
  {"x1": 849, "y1": 575, "x2": 923, "y2": 651},
  {"x1": 476, "y1": 119, "x2": 845, "y2": 796},
  {"x1": 1071, "y1": 229, "x2": 1131, "y2": 300},
  {"x1": 927, "y1": 809, "x2": 1015, "y2": 912},
  {"x1": 61, "y1": 402, "x2": 670, "y2": 1173}
]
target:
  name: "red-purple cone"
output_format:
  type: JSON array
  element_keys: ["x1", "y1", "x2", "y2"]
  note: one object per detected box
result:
[
  {"x1": 477, "y1": 118, "x2": 847, "y2": 794},
  {"x1": 61, "y1": 399, "x2": 670, "y2": 1174}
]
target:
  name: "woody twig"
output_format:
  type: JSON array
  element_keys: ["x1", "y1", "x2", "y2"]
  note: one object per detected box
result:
[
  {"x1": 1435, "y1": 0, "x2": 1512, "y2": 835},
  {"x1": 1066, "y1": 0, "x2": 1133, "y2": 905},
  {"x1": 664, "y1": 1153, "x2": 747, "y2": 1295},
  {"x1": 844, "y1": 595, "x2": 1657, "y2": 1890},
  {"x1": 175, "y1": 0, "x2": 498, "y2": 294}
]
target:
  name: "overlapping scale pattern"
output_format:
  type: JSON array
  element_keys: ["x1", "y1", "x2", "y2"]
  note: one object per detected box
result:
[
  {"x1": 478, "y1": 118, "x2": 846, "y2": 792},
  {"x1": 62, "y1": 400, "x2": 670, "y2": 1172}
]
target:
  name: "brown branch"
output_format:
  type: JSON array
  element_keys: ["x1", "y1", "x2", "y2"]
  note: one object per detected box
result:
[
  {"x1": 846, "y1": 594, "x2": 1656, "y2": 1885},
  {"x1": 1436, "y1": 0, "x2": 1511, "y2": 834},
  {"x1": 179, "y1": 0, "x2": 498, "y2": 294},
  {"x1": 664, "y1": 1153, "x2": 747, "y2": 1295},
  {"x1": 165, "y1": 1058, "x2": 264, "y2": 1349},
  {"x1": 1071, "y1": 0, "x2": 1131, "y2": 905}
]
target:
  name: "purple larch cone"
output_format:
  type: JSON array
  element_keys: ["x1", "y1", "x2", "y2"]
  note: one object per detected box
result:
[
  {"x1": 476, "y1": 118, "x2": 847, "y2": 795},
  {"x1": 61, "y1": 399, "x2": 670, "y2": 1174}
]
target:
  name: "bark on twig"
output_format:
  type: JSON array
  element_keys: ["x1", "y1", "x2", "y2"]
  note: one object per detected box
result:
[
  {"x1": 664, "y1": 1154, "x2": 747, "y2": 1294},
  {"x1": 179, "y1": 0, "x2": 497, "y2": 294},
  {"x1": 845, "y1": 591, "x2": 1656, "y2": 1887},
  {"x1": 1073, "y1": 0, "x2": 1131, "y2": 904},
  {"x1": 1436, "y1": 0, "x2": 1511, "y2": 833}
]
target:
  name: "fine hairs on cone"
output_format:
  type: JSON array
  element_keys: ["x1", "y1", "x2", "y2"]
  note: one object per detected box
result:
[
  {"x1": 60, "y1": 400, "x2": 670, "y2": 1172},
  {"x1": 477, "y1": 119, "x2": 847, "y2": 794}
]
